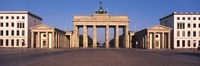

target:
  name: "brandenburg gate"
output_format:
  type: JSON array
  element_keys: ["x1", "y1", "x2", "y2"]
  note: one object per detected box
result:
[{"x1": 71, "y1": 2, "x2": 130, "y2": 48}]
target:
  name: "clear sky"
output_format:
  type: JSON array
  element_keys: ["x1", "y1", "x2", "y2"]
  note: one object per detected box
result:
[{"x1": 1, "y1": 0, "x2": 200, "y2": 43}]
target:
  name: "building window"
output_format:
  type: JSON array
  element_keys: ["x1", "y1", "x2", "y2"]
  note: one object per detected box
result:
[
  {"x1": 0, "y1": 30, "x2": 3, "y2": 36},
  {"x1": 6, "y1": 30, "x2": 9, "y2": 36},
  {"x1": 0, "y1": 23, "x2": 3, "y2": 27},
  {"x1": 188, "y1": 23, "x2": 190, "y2": 28},
  {"x1": 17, "y1": 16, "x2": 19, "y2": 19},
  {"x1": 22, "y1": 30, "x2": 25, "y2": 36},
  {"x1": 177, "y1": 40, "x2": 180, "y2": 47},
  {"x1": 22, "y1": 39, "x2": 25, "y2": 46},
  {"x1": 0, "y1": 16, "x2": 3, "y2": 19},
  {"x1": 182, "y1": 17, "x2": 185, "y2": 20},
  {"x1": 11, "y1": 39, "x2": 14, "y2": 46},
  {"x1": 182, "y1": 40, "x2": 185, "y2": 47},
  {"x1": 16, "y1": 39, "x2": 19, "y2": 46},
  {"x1": 17, "y1": 30, "x2": 19, "y2": 36},
  {"x1": 188, "y1": 31, "x2": 190, "y2": 37},
  {"x1": 11, "y1": 30, "x2": 14, "y2": 36},
  {"x1": 188, "y1": 40, "x2": 190, "y2": 47},
  {"x1": 6, "y1": 23, "x2": 9, "y2": 27},
  {"x1": 11, "y1": 16, "x2": 14, "y2": 19},
  {"x1": 199, "y1": 24, "x2": 200, "y2": 28},
  {"x1": 183, "y1": 23, "x2": 185, "y2": 29},
  {"x1": 6, "y1": 16, "x2": 9, "y2": 19},
  {"x1": 177, "y1": 23, "x2": 180, "y2": 29},
  {"x1": 22, "y1": 16, "x2": 25, "y2": 19},
  {"x1": 188, "y1": 17, "x2": 191, "y2": 20},
  {"x1": 177, "y1": 17, "x2": 180, "y2": 20},
  {"x1": 177, "y1": 31, "x2": 180, "y2": 37},
  {"x1": 43, "y1": 41, "x2": 46, "y2": 46},
  {"x1": 193, "y1": 17, "x2": 196, "y2": 20},
  {"x1": 11, "y1": 22, "x2": 14, "y2": 27},
  {"x1": 193, "y1": 40, "x2": 196, "y2": 47},
  {"x1": 0, "y1": 39, "x2": 3, "y2": 46},
  {"x1": 43, "y1": 34, "x2": 46, "y2": 37},
  {"x1": 199, "y1": 17, "x2": 200, "y2": 20},
  {"x1": 199, "y1": 40, "x2": 200, "y2": 47},
  {"x1": 22, "y1": 23, "x2": 24, "y2": 28},
  {"x1": 6, "y1": 39, "x2": 8, "y2": 46},
  {"x1": 182, "y1": 31, "x2": 185, "y2": 37},
  {"x1": 199, "y1": 31, "x2": 200, "y2": 37},
  {"x1": 193, "y1": 31, "x2": 196, "y2": 37},
  {"x1": 193, "y1": 23, "x2": 196, "y2": 28}
]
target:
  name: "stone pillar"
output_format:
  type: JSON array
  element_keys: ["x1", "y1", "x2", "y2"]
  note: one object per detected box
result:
[
  {"x1": 57, "y1": 33, "x2": 60, "y2": 48},
  {"x1": 93, "y1": 25, "x2": 97, "y2": 48},
  {"x1": 83, "y1": 25, "x2": 88, "y2": 48},
  {"x1": 51, "y1": 32, "x2": 55, "y2": 48},
  {"x1": 153, "y1": 32, "x2": 156, "y2": 49},
  {"x1": 77, "y1": 27, "x2": 79, "y2": 47},
  {"x1": 55, "y1": 32, "x2": 58, "y2": 48},
  {"x1": 162, "y1": 32, "x2": 165, "y2": 49},
  {"x1": 146, "y1": 32, "x2": 149, "y2": 49},
  {"x1": 46, "y1": 32, "x2": 49, "y2": 48},
  {"x1": 38, "y1": 32, "x2": 41, "y2": 48},
  {"x1": 129, "y1": 33, "x2": 132, "y2": 48},
  {"x1": 31, "y1": 31, "x2": 34, "y2": 48},
  {"x1": 125, "y1": 25, "x2": 129, "y2": 48},
  {"x1": 168, "y1": 32, "x2": 171, "y2": 49},
  {"x1": 73, "y1": 25, "x2": 77, "y2": 48},
  {"x1": 105, "y1": 25, "x2": 109, "y2": 48},
  {"x1": 115, "y1": 25, "x2": 119, "y2": 48}
]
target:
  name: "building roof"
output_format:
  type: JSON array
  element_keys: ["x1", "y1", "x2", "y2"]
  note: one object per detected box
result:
[
  {"x1": 0, "y1": 11, "x2": 42, "y2": 20},
  {"x1": 160, "y1": 12, "x2": 200, "y2": 21},
  {"x1": 30, "y1": 24, "x2": 65, "y2": 33}
]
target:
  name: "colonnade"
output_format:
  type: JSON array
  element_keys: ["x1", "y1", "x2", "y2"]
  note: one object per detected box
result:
[{"x1": 72, "y1": 25, "x2": 129, "y2": 48}]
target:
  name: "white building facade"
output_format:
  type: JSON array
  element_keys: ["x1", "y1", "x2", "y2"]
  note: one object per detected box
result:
[
  {"x1": 0, "y1": 11, "x2": 42, "y2": 48},
  {"x1": 160, "y1": 12, "x2": 200, "y2": 49}
]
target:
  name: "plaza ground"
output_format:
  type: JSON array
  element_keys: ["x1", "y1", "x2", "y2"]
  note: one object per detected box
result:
[{"x1": 0, "y1": 48, "x2": 200, "y2": 66}]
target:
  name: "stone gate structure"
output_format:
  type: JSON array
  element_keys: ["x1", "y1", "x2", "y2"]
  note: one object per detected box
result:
[{"x1": 71, "y1": 2, "x2": 130, "y2": 48}]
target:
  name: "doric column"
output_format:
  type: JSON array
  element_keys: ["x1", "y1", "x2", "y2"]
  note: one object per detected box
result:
[
  {"x1": 149, "y1": 33, "x2": 152, "y2": 49},
  {"x1": 38, "y1": 32, "x2": 41, "y2": 48},
  {"x1": 153, "y1": 32, "x2": 156, "y2": 49},
  {"x1": 46, "y1": 32, "x2": 49, "y2": 48},
  {"x1": 124, "y1": 25, "x2": 129, "y2": 48},
  {"x1": 76, "y1": 27, "x2": 79, "y2": 47},
  {"x1": 168, "y1": 32, "x2": 171, "y2": 49},
  {"x1": 55, "y1": 32, "x2": 58, "y2": 48},
  {"x1": 162, "y1": 32, "x2": 165, "y2": 49},
  {"x1": 57, "y1": 33, "x2": 60, "y2": 48},
  {"x1": 93, "y1": 25, "x2": 97, "y2": 48},
  {"x1": 105, "y1": 25, "x2": 109, "y2": 48},
  {"x1": 146, "y1": 32, "x2": 149, "y2": 48},
  {"x1": 83, "y1": 25, "x2": 88, "y2": 48},
  {"x1": 73, "y1": 25, "x2": 77, "y2": 48},
  {"x1": 36, "y1": 32, "x2": 39, "y2": 48},
  {"x1": 51, "y1": 32, "x2": 55, "y2": 48},
  {"x1": 31, "y1": 31, "x2": 34, "y2": 48},
  {"x1": 129, "y1": 33, "x2": 132, "y2": 48},
  {"x1": 115, "y1": 25, "x2": 119, "y2": 48}
]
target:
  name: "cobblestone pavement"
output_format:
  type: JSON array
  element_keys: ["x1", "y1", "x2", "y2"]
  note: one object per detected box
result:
[{"x1": 0, "y1": 48, "x2": 200, "y2": 66}]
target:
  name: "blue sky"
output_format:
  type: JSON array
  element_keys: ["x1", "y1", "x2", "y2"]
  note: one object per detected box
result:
[{"x1": 1, "y1": 0, "x2": 200, "y2": 43}]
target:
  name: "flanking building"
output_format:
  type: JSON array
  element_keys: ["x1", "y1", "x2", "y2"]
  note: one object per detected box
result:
[
  {"x1": 0, "y1": 11, "x2": 42, "y2": 48},
  {"x1": 133, "y1": 25, "x2": 171, "y2": 49},
  {"x1": 160, "y1": 12, "x2": 200, "y2": 49},
  {"x1": 30, "y1": 24, "x2": 70, "y2": 48}
]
